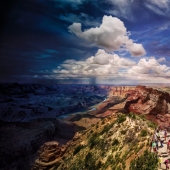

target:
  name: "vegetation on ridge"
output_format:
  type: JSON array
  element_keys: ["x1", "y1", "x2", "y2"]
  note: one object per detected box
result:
[{"x1": 53, "y1": 112, "x2": 158, "y2": 170}]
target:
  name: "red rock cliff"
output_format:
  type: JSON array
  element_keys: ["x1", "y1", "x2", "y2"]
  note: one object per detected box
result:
[{"x1": 124, "y1": 86, "x2": 170, "y2": 127}]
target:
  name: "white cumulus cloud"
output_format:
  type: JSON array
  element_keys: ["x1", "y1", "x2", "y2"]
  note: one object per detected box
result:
[
  {"x1": 68, "y1": 15, "x2": 146, "y2": 57},
  {"x1": 126, "y1": 43, "x2": 146, "y2": 57},
  {"x1": 127, "y1": 58, "x2": 170, "y2": 80},
  {"x1": 157, "y1": 57, "x2": 166, "y2": 63},
  {"x1": 53, "y1": 49, "x2": 135, "y2": 78},
  {"x1": 53, "y1": 50, "x2": 170, "y2": 84}
]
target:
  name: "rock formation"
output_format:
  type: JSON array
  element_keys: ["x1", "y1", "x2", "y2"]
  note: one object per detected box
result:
[
  {"x1": 32, "y1": 141, "x2": 66, "y2": 170},
  {"x1": 124, "y1": 86, "x2": 170, "y2": 127},
  {"x1": 111, "y1": 86, "x2": 135, "y2": 97}
]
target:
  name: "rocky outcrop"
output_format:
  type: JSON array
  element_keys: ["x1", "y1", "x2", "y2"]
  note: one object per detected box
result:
[
  {"x1": 81, "y1": 87, "x2": 136, "y2": 118},
  {"x1": 124, "y1": 86, "x2": 170, "y2": 115},
  {"x1": 124, "y1": 86, "x2": 170, "y2": 127},
  {"x1": 111, "y1": 86, "x2": 136, "y2": 97},
  {"x1": 32, "y1": 141, "x2": 66, "y2": 170},
  {"x1": 0, "y1": 119, "x2": 84, "y2": 170}
]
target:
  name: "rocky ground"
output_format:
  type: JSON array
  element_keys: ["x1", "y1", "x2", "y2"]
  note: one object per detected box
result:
[{"x1": 32, "y1": 113, "x2": 156, "y2": 170}]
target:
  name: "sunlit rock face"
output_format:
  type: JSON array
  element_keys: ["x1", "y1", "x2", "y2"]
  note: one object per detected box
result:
[
  {"x1": 111, "y1": 86, "x2": 136, "y2": 98},
  {"x1": 124, "y1": 86, "x2": 170, "y2": 127}
]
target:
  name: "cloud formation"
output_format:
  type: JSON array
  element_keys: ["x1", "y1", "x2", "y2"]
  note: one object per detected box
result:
[
  {"x1": 144, "y1": 0, "x2": 170, "y2": 16},
  {"x1": 127, "y1": 58, "x2": 170, "y2": 81},
  {"x1": 157, "y1": 57, "x2": 166, "y2": 63},
  {"x1": 105, "y1": 0, "x2": 135, "y2": 21},
  {"x1": 68, "y1": 15, "x2": 146, "y2": 57},
  {"x1": 53, "y1": 50, "x2": 170, "y2": 83},
  {"x1": 53, "y1": 49, "x2": 135, "y2": 78},
  {"x1": 59, "y1": 13, "x2": 99, "y2": 27},
  {"x1": 57, "y1": 0, "x2": 85, "y2": 9}
]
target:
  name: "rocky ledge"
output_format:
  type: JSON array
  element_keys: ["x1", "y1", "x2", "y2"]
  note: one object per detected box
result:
[
  {"x1": 123, "y1": 86, "x2": 170, "y2": 127},
  {"x1": 32, "y1": 141, "x2": 66, "y2": 170}
]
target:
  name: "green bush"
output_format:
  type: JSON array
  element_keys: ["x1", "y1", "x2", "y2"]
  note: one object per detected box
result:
[
  {"x1": 103, "y1": 155, "x2": 114, "y2": 168},
  {"x1": 117, "y1": 114, "x2": 126, "y2": 124},
  {"x1": 120, "y1": 129, "x2": 127, "y2": 135},
  {"x1": 116, "y1": 165, "x2": 123, "y2": 170},
  {"x1": 88, "y1": 132, "x2": 99, "y2": 149},
  {"x1": 129, "y1": 112, "x2": 136, "y2": 119},
  {"x1": 130, "y1": 150, "x2": 158, "y2": 170},
  {"x1": 112, "y1": 139, "x2": 119, "y2": 146},
  {"x1": 147, "y1": 121, "x2": 157, "y2": 129},
  {"x1": 139, "y1": 114, "x2": 146, "y2": 121},
  {"x1": 73, "y1": 145, "x2": 84, "y2": 155},
  {"x1": 140, "y1": 129, "x2": 148, "y2": 137},
  {"x1": 100, "y1": 124, "x2": 112, "y2": 135},
  {"x1": 85, "y1": 152, "x2": 96, "y2": 168}
]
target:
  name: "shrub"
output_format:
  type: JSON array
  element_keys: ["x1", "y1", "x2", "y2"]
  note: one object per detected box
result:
[
  {"x1": 89, "y1": 133, "x2": 99, "y2": 149},
  {"x1": 116, "y1": 165, "x2": 123, "y2": 170},
  {"x1": 90, "y1": 129, "x2": 93, "y2": 133},
  {"x1": 147, "y1": 121, "x2": 157, "y2": 129},
  {"x1": 129, "y1": 112, "x2": 136, "y2": 119},
  {"x1": 100, "y1": 124, "x2": 111, "y2": 135},
  {"x1": 73, "y1": 145, "x2": 84, "y2": 155},
  {"x1": 120, "y1": 129, "x2": 127, "y2": 135},
  {"x1": 117, "y1": 114, "x2": 126, "y2": 124},
  {"x1": 140, "y1": 129, "x2": 148, "y2": 137},
  {"x1": 122, "y1": 161, "x2": 126, "y2": 169},
  {"x1": 103, "y1": 155, "x2": 114, "y2": 168},
  {"x1": 85, "y1": 152, "x2": 96, "y2": 168},
  {"x1": 139, "y1": 114, "x2": 146, "y2": 121},
  {"x1": 96, "y1": 124, "x2": 99, "y2": 129},
  {"x1": 130, "y1": 150, "x2": 158, "y2": 170},
  {"x1": 112, "y1": 139, "x2": 119, "y2": 146}
]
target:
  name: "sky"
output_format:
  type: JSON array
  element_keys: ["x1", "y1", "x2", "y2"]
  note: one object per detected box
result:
[{"x1": 1, "y1": 0, "x2": 170, "y2": 84}]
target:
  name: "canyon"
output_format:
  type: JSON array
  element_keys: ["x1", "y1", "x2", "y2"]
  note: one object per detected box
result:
[{"x1": 1, "y1": 83, "x2": 170, "y2": 169}]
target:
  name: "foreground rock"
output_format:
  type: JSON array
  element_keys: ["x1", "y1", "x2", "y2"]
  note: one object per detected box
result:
[
  {"x1": 32, "y1": 141, "x2": 66, "y2": 170},
  {"x1": 0, "y1": 119, "x2": 84, "y2": 170}
]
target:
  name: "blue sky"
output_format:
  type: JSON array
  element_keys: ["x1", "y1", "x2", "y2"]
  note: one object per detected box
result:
[{"x1": 1, "y1": 0, "x2": 170, "y2": 84}]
